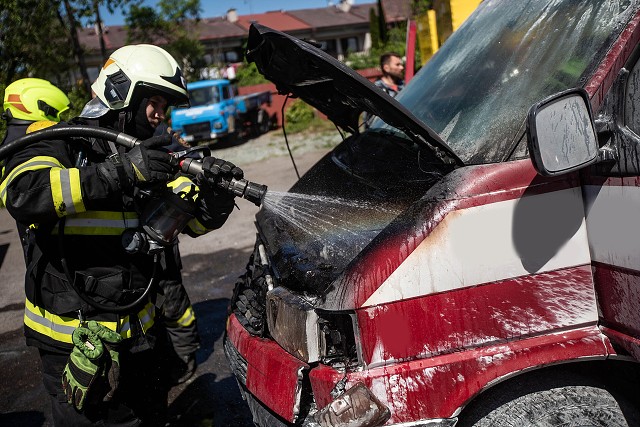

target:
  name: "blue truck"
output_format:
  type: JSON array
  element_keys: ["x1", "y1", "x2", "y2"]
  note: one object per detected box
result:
[{"x1": 170, "y1": 79, "x2": 272, "y2": 144}]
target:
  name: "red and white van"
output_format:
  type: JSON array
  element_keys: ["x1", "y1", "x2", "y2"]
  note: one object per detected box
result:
[{"x1": 225, "y1": 1, "x2": 640, "y2": 425}]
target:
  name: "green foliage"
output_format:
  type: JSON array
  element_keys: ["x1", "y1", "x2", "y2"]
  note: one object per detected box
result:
[
  {"x1": 369, "y1": 8, "x2": 381, "y2": 50},
  {"x1": 346, "y1": 24, "x2": 408, "y2": 70},
  {"x1": 235, "y1": 62, "x2": 269, "y2": 87},
  {"x1": 158, "y1": 0, "x2": 200, "y2": 23},
  {"x1": 72, "y1": 0, "x2": 132, "y2": 21},
  {"x1": 376, "y1": 0, "x2": 387, "y2": 45},
  {"x1": 126, "y1": 0, "x2": 204, "y2": 81},
  {"x1": 125, "y1": 5, "x2": 165, "y2": 43},
  {"x1": 345, "y1": 52, "x2": 381, "y2": 70},
  {"x1": 0, "y1": 0, "x2": 72, "y2": 86},
  {"x1": 349, "y1": 0, "x2": 431, "y2": 71},
  {"x1": 413, "y1": 0, "x2": 433, "y2": 16},
  {"x1": 284, "y1": 99, "x2": 317, "y2": 134},
  {"x1": 66, "y1": 84, "x2": 92, "y2": 119},
  {"x1": 385, "y1": 24, "x2": 409, "y2": 55}
]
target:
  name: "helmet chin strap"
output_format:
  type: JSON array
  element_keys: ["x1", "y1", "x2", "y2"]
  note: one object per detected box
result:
[
  {"x1": 117, "y1": 110, "x2": 130, "y2": 133},
  {"x1": 2, "y1": 110, "x2": 33, "y2": 125}
]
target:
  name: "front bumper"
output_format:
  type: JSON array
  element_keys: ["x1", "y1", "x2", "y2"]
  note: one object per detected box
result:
[
  {"x1": 225, "y1": 313, "x2": 309, "y2": 423},
  {"x1": 225, "y1": 313, "x2": 459, "y2": 427}
]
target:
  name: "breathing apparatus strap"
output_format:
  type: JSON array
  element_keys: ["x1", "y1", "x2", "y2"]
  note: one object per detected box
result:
[
  {"x1": 57, "y1": 216, "x2": 160, "y2": 314},
  {"x1": 105, "y1": 139, "x2": 129, "y2": 191}
]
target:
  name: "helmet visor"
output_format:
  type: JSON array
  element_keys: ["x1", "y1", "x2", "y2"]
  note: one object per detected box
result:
[{"x1": 80, "y1": 97, "x2": 110, "y2": 118}]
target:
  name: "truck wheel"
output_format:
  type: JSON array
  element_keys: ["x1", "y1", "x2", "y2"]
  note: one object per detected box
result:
[{"x1": 458, "y1": 372, "x2": 640, "y2": 427}]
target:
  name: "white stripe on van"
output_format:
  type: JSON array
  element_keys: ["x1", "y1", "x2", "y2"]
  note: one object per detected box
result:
[
  {"x1": 362, "y1": 187, "x2": 591, "y2": 307},
  {"x1": 584, "y1": 184, "x2": 640, "y2": 271}
]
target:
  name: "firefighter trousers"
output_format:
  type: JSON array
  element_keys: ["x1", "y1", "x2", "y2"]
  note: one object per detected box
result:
[{"x1": 40, "y1": 339, "x2": 169, "y2": 426}]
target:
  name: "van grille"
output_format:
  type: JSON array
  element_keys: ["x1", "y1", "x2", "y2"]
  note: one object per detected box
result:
[
  {"x1": 223, "y1": 338, "x2": 247, "y2": 386},
  {"x1": 183, "y1": 122, "x2": 211, "y2": 135}
]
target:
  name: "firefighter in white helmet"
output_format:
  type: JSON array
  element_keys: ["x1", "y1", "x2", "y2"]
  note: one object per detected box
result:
[{"x1": 1, "y1": 45, "x2": 243, "y2": 425}]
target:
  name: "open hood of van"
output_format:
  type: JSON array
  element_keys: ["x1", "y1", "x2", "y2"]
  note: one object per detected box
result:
[{"x1": 246, "y1": 23, "x2": 463, "y2": 166}]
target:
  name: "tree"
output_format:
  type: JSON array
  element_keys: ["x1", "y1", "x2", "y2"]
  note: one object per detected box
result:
[
  {"x1": 346, "y1": 0, "x2": 432, "y2": 71},
  {"x1": 126, "y1": 0, "x2": 204, "y2": 81},
  {"x1": 413, "y1": 0, "x2": 433, "y2": 16},
  {"x1": 235, "y1": 62, "x2": 268, "y2": 87},
  {"x1": 0, "y1": 0, "x2": 71, "y2": 87},
  {"x1": 377, "y1": 0, "x2": 387, "y2": 45},
  {"x1": 369, "y1": 7, "x2": 381, "y2": 50},
  {"x1": 52, "y1": 1, "x2": 133, "y2": 93}
]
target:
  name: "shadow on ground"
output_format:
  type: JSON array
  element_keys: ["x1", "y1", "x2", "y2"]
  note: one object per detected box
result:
[
  {"x1": 0, "y1": 411, "x2": 46, "y2": 426},
  {"x1": 167, "y1": 298, "x2": 254, "y2": 426}
]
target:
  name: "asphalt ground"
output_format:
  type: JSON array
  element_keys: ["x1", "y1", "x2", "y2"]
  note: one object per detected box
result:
[{"x1": 0, "y1": 128, "x2": 342, "y2": 426}]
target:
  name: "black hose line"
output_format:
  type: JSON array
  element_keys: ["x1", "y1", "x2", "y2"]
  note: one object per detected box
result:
[
  {"x1": 0, "y1": 124, "x2": 268, "y2": 205},
  {"x1": 0, "y1": 125, "x2": 139, "y2": 161}
]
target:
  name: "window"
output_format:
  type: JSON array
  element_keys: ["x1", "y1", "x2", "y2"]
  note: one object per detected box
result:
[
  {"x1": 188, "y1": 86, "x2": 220, "y2": 107},
  {"x1": 340, "y1": 37, "x2": 358, "y2": 54},
  {"x1": 225, "y1": 51, "x2": 240, "y2": 63},
  {"x1": 318, "y1": 39, "x2": 337, "y2": 56},
  {"x1": 222, "y1": 85, "x2": 233, "y2": 100}
]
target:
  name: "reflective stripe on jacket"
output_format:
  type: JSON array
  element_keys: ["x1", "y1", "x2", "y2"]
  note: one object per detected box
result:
[
  {"x1": 1, "y1": 123, "x2": 212, "y2": 353},
  {"x1": 51, "y1": 211, "x2": 139, "y2": 235},
  {"x1": 24, "y1": 297, "x2": 156, "y2": 346}
]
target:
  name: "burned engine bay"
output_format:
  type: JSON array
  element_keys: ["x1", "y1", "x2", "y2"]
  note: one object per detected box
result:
[
  {"x1": 255, "y1": 129, "x2": 453, "y2": 297},
  {"x1": 230, "y1": 23, "x2": 458, "y2": 338}
]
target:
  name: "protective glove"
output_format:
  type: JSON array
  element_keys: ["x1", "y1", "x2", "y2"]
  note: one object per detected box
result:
[
  {"x1": 98, "y1": 133, "x2": 178, "y2": 192},
  {"x1": 198, "y1": 156, "x2": 244, "y2": 186},
  {"x1": 196, "y1": 157, "x2": 244, "y2": 228},
  {"x1": 61, "y1": 327, "x2": 105, "y2": 411},
  {"x1": 87, "y1": 321, "x2": 122, "y2": 402},
  {"x1": 122, "y1": 133, "x2": 178, "y2": 185}
]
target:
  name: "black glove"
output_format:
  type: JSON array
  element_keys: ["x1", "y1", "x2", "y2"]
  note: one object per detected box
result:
[
  {"x1": 198, "y1": 156, "x2": 244, "y2": 186},
  {"x1": 98, "y1": 133, "x2": 177, "y2": 192},
  {"x1": 196, "y1": 157, "x2": 244, "y2": 229},
  {"x1": 123, "y1": 133, "x2": 177, "y2": 185}
]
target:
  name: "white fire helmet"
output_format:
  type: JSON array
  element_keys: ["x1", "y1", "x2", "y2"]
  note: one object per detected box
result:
[{"x1": 83, "y1": 44, "x2": 189, "y2": 118}]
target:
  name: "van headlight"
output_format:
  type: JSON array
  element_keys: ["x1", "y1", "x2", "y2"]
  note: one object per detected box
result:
[{"x1": 266, "y1": 287, "x2": 358, "y2": 364}]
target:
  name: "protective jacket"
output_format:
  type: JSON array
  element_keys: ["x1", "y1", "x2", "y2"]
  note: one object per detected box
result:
[
  {"x1": 1, "y1": 119, "x2": 225, "y2": 353},
  {"x1": 1, "y1": 121, "x2": 31, "y2": 146}
]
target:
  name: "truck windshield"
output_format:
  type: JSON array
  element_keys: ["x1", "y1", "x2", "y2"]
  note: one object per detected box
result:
[
  {"x1": 188, "y1": 86, "x2": 220, "y2": 107},
  {"x1": 372, "y1": 0, "x2": 635, "y2": 164}
]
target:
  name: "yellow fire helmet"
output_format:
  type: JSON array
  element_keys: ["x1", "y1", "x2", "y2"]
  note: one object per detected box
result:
[
  {"x1": 88, "y1": 44, "x2": 189, "y2": 117},
  {"x1": 3, "y1": 78, "x2": 71, "y2": 122}
]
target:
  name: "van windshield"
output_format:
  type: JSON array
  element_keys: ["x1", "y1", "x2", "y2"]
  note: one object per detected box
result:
[
  {"x1": 188, "y1": 86, "x2": 220, "y2": 107},
  {"x1": 372, "y1": 0, "x2": 635, "y2": 164}
]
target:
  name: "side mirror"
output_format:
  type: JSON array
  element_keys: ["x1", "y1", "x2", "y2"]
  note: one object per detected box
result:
[{"x1": 527, "y1": 88, "x2": 598, "y2": 176}]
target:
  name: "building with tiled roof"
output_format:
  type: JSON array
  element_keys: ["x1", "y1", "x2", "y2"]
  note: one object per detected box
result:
[
  {"x1": 79, "y1": 0, "x2": 390, "y2": 81},
  {"x1": 380, "y1": 0, "x2": 413, "y2": 23},
  {"x1": 234, "y1": 11, "x2": 310, "y2": 33}
]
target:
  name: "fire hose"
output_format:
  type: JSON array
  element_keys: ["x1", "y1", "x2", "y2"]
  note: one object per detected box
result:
[{"x1": 0, "y1": 125, "x2": 268, "y2": 206}]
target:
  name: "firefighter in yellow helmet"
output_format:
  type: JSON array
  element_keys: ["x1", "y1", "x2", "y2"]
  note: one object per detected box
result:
[
  {"x1": 2, "y1": 77, "x2": 71, "y2": 144},
  {"x1": 1, "y1": 45, "x2": 243, "y2": 425}
]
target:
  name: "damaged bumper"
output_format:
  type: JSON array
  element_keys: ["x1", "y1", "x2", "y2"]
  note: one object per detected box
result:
[
  {"x1": 225, "y1": 313, "x2": 458, "y2": 427},
  {"x1": 225, "y1": 313, "x2": 308, "y2": 423}
]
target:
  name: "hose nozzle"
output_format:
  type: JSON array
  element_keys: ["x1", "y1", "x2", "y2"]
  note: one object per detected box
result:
[
  {"x1": 218, "y1": 177, "x2": 268, "y2": 206},
  {"x1": 180, "y1": 158, "x2": 268, "y2": 206}
]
